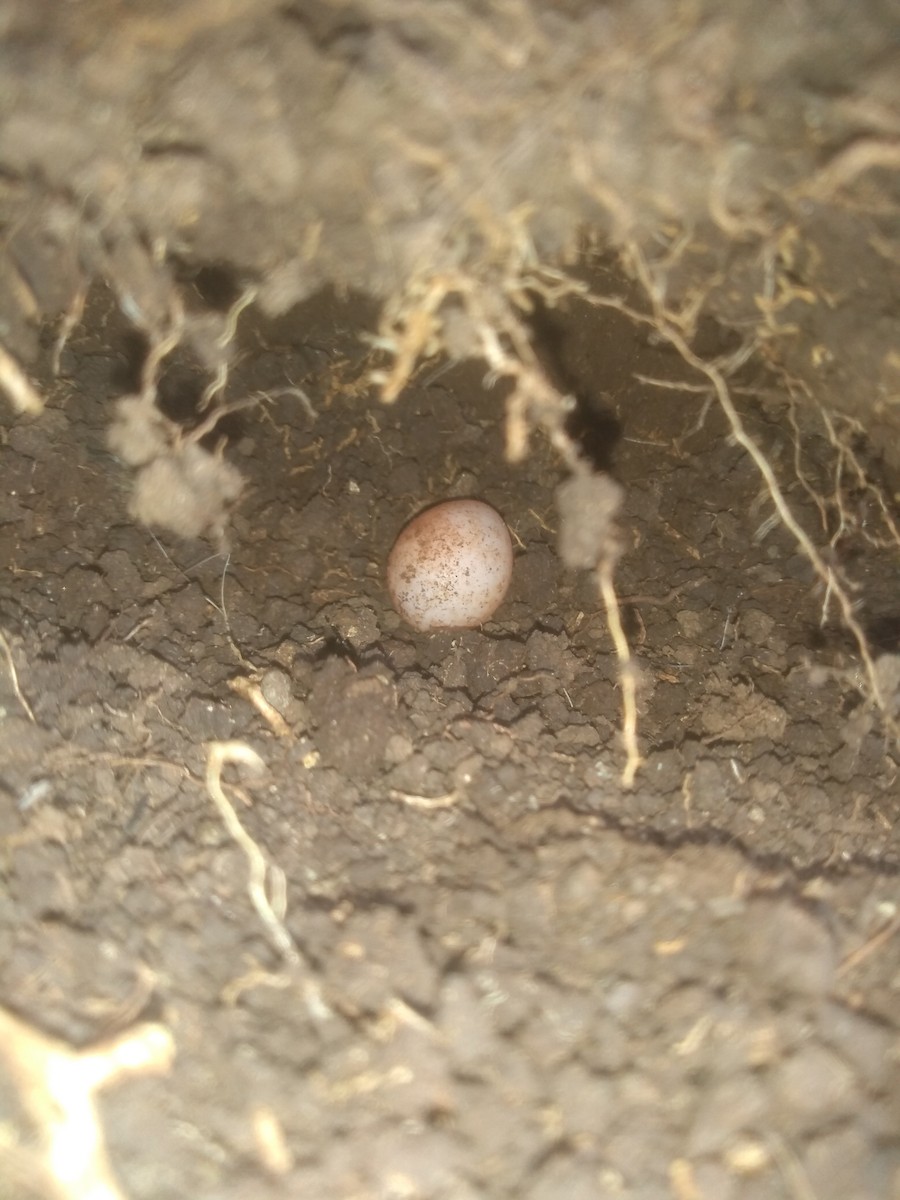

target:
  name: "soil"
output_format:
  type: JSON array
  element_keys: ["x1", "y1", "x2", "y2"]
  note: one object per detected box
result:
[
  {"x1": 1, "y1": 1, "x2": 900, "y2": 1197},
  {"x1": 1, "y1": 277, "x2": 898, "y2": 1199}
]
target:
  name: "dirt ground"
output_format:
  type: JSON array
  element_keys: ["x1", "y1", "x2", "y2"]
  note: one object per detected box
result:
[
  {"x1": 1, "y1": 1, "x2": 900, "y2": 1198},
  {"x1": 1, "y1": 274, "x2": 898, "y2": 1199}
]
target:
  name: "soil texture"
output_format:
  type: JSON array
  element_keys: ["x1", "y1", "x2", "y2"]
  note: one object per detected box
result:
[{"x1": 1, "y1": 281, "x2": 898, "y2": 1199}]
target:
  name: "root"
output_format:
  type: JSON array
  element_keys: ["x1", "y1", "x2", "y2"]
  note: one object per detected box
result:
[
  {"x1": 204, "y1": 741, "x2": 297, "y2": 964},
  {"x1": 0, "y1": 627, "x2": 37, "y2": 723},
  {"x1": 802, "y1": 138, "x2": 900, "y2": 202},
  {"x1": 0, "y1": 1006, "x2": 174, "y2": 1200},
  {"x1": 0, "y1": 343, "x2": 44, "y2": 415},
  {"x1": 105, "y1": 289, "x2": 257, "y2": 542},
  {"x1": 583, "y1": 240, "x2": 897, "y2": 740},
  {"x1": 662, "y1": 344, "x2": 889, "y2": 723},
  {"x1": 204, "y1": 741, "x2": 330, "y2": 1019},
  {"x1": 596, "y1": 555, "x2": 642, "y2": 787},
  {"x1": 785, "y1": 383, "x2": 900, "y2": 557}
]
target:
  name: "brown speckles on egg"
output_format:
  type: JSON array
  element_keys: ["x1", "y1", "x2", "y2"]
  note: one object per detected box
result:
[{"x1": 386, "y1": 499, "x2": 514, "y2": 631}]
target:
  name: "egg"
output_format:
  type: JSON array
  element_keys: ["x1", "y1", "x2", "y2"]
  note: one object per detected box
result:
[{"x1": 386, "y1": 499, "x2": 514, "y2": 631}]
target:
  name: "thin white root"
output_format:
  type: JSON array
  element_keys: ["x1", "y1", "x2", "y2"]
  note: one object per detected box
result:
[
  {"x1": 0, "y1": 627, "x2": 37, "y2": 723},
  {"x1": 0, "y1": 1006, "x2": 174, "y2": 1200},
  {"x1": 0, "y1": 343, "x2": 44, "y2": 414},
  {"x1": 802, "y1": 138, "x2": 900, "y2": 202},
  {"x1": 596, "y1": 559, "x2": 642, "y2": 787},
  {"x1": 228, "y1": 676, "x2": 292, "y2": 737},
  {"x1": 198, "y1": 285, "x2": 259, "y2": 410},
  {"x1": 51, "y1": 286, "x2": 87, "y2": 376},
  {"x1": 586, "y1": 243, "x2": 894, "y2": 739},
  {"x1": 204, "y1": 741, "x2": 330, "y2": 1019},
  {"x1": 668, "y1": 329, "x2": 888, "y2": 719},
  {"x1": 205, "y1": 740, "x2": 298, "y2": 964},
  {"x1": 389, "y1": 788, "x2": 460, "y2": 809}
]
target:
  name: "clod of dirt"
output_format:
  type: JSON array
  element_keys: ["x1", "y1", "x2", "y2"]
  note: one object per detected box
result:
[
  {"x1": 107, "y1": 392, "x2": 244, "y2": 540},
  {"x1": 128, "y1": 445, "x2": 244, "y2": 541},
  {"x1": 308, "y1": 658, "x2": 400, "y2": 780},
  {"x1": 386, "y1": 499, "x2": 514, "y2": 631},
  {"x1": 555, "y1": 473, "x2": 624, "y2": 570},
  {"x1": 107, "y1": 395, "x2": 172, "y2": 468}
]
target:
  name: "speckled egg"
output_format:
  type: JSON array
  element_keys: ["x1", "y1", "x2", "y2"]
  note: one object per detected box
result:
[{"x1": 386, "y1": 499, "x2": 514, "y2": 631}]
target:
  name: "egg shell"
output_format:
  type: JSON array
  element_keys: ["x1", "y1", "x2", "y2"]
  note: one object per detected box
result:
[{"x1": 387, "y1": 499, "x2": 514, "y2": 631}]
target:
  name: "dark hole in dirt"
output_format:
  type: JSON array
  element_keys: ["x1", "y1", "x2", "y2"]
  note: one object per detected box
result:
[
  {"x1": 180, "y1": 264, "x2": 243, "y2": 310},
  {"x1": 527, "y1": 297, "x2": 623, "y2": 473},
  {"x1": 866, "y1": 614, "x2": 900, "y2": 653},
  {"x1": 156, "y1": 357, "x2": 213, "y2": 426}
]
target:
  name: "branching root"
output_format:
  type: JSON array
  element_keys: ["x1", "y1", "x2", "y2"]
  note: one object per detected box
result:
[
  {"x1": 583, "y1": 240, "x2": 898, "y2": 742},
  {"x1": 204, "y1": 741, "x2": 330, "y2": 1019},
  {"x1": 0, "y1": 1006, "x2": 174, "y2": 1200}
]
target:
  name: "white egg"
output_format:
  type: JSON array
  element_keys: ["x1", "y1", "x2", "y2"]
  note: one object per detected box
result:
[{"x1": 386, "y1": 499, "x2": 514, "y2": 631}]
